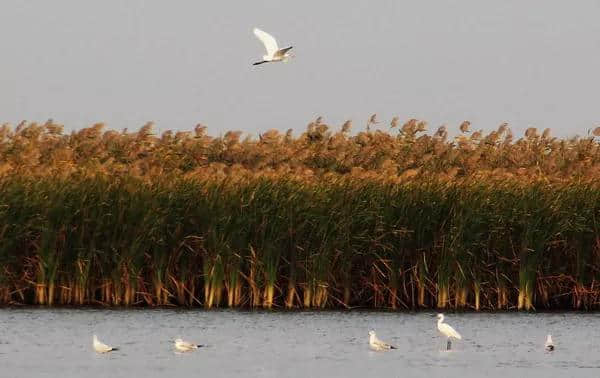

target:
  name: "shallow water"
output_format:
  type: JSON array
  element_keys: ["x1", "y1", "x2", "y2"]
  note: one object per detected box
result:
[{"x1": 0, "y1": 309, "x2": 598, "y2": 377}]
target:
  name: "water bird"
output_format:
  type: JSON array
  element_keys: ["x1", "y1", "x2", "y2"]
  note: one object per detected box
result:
[
  {"x1": 252, "y1": 28, "x2": 293, "y2": 65},
  {"x1": 93, "y1": 334, "x2": 119, "y2": 353},
  {"x1": 545, "y1": 335, "x2": 554, "y2": 351},
  {"x1": 436, "y1": 313, "x2": 461, "y2": 350},
  {"x1": 174, "y1": 338, "x2": 203, "y2": 352},
  {"x1": 368, "y1": 330, "x2": 396, "y2": 351}
]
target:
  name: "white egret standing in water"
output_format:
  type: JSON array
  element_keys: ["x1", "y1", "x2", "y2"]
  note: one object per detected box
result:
[
  {"x1": 545, "y1": 335, "x2": 554, "y2": 351},
  {"x1": 436, "y1": 314, "x2": 461, "y2": 350},
  {"x1": 368, "y1": 330, "x2": 396, "y2": 351},
  {"x1": 252, "y1": 28, "x2": 293, "y2": 65},
  {"x1": 93, "y1": 334, "x2": 119, "y2": 353}
]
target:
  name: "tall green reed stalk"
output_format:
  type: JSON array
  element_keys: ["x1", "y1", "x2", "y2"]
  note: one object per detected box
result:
[{"x1": 0, "y1": 174, "x2": 599, "y2": 310}]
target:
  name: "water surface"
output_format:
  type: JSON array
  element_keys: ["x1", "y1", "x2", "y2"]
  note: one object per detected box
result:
[{"x1": 0, "y1": 309, "x2": 598, "y2": 377}]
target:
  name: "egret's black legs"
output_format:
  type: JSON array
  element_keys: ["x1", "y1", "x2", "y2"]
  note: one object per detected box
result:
[{"x1": 447, "y1": 339, "x2": 452, "y2": 350}]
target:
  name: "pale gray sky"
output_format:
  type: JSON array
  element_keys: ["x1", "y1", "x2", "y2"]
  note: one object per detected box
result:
[{"x1": 1, "y1": 1, "x2": 599, "y2": 137}]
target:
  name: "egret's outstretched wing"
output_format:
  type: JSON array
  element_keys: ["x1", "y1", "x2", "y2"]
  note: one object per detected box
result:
[{"x1": 253, "y1": 28, "x2": 278, "y2": 57}]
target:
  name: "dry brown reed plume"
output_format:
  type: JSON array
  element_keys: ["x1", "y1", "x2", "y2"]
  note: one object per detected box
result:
[{"x1": 6, "y1": 117, "x2": 596, "y2": 183}]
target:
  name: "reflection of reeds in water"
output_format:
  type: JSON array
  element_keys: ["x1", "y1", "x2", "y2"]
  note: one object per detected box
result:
[{"x1": 1, "y1": 119, "x2": 600, "y2": 310}]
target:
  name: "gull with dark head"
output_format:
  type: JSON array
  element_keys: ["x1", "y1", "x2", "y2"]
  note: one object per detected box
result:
[
  {"x1": 252, "y1": 28, "x2": 293, "y2": 65},
  {"x1": 368, "y1": 330, "x2": 396, "y2": 351}
]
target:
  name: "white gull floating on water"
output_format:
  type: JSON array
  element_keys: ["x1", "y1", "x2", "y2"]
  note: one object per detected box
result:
[
  {"x1": 174, "y1": 338, "x2": 203, "y2": 352},
  {"x1": 545, "y1": 335, "x2": 554, "y2": 351},
  {"x1": 436, "y1": 313, "x2": 462, "y2": 350},
  {"x1": 368, "y1": 330, "x2": 396, "y2": 351},
  {"x1": 93, "y1": 334, "x2": 119, "y2": 353}
]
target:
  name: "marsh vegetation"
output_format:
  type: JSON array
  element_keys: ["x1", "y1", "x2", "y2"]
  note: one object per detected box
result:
[{"x1": 1, "y1": 118, "x2": 600, "y2": 310}]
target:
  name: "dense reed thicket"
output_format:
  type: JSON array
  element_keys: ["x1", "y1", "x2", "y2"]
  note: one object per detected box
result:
[{"x1": 1, "y1": 118, "x2": 600, "y2": 310}]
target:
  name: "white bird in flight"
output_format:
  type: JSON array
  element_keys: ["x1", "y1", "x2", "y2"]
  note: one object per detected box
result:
[
  {"x1": 545, "y1": 335, "x2": 554, "y2": 351},
  {"x1": 174, "y1": 338, "x2": 203, "y2": 352},
  {"x1": 368, "y1": 330, "x2": 396, "y2": 351},
  {"x1": 93, "y1": 334, "x2": 119, "y2": 353},
  {"x1": 252, "y1": 28, "x2": 293, "y2": 65},
  {"x1": 436, "y1": 313, "x2": 461, "y2": 350}
]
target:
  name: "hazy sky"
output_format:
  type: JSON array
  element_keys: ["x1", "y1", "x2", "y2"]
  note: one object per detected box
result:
[{"x1": 1, "y1": 1, "x2": 599, "y2": 137}]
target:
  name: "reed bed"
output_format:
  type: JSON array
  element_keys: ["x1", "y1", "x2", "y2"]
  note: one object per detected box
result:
[{"x1": 1, "y1": 118, "x2": 600, "y2": 310}]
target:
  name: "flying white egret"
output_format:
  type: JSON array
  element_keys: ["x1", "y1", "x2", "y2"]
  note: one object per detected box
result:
[
  {"x1": 252, "y1": 28, "x2": 293, "y2": 65},
  {"x1": 436, "y1": 314, "x2": 461, "y2": 350},
  {"x1": 174, "y1": 338, "x2": 203, "y2": 352},
  {"x1": 368, "y1": 330, "x2": 396, "y2": 351},
  {"x1": 545, "y1": 335, "x2": 554, "y2": 351},
  {"x1": 93, "y1": 334, "x2": 119, "y2": 353}
]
